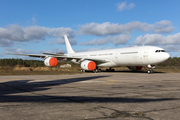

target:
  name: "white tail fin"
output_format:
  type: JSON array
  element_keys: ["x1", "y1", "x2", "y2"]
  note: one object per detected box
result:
[{"x1": 64, "y1": 35, "x2": 75, "y2": 54}]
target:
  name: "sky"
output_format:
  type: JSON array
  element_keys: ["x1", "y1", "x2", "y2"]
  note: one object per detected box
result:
[{"x1": 0, "y1": 0, "x2": 180, "y2": 59}]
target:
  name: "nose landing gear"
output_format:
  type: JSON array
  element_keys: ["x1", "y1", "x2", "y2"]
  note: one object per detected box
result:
[
  {"x1": 148, "y1": 68, "x2": 153, "y2": 74},
  {"x1": 147, "y1": 65, "x2": 155, "y2": 74}
]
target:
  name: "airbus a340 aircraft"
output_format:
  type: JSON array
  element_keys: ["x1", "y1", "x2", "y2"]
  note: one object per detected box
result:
[{"x1": 3, "y1": 35, "x2": 170, "y2": 74}]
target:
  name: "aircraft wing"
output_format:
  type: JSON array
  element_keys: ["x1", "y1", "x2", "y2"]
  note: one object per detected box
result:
[
  {"x1": 43, "y1": 53, "x2": 64, "y2": 56},
  {"x1": 52, "y1": 55, "x2": 110, "y2": 63},
  {"x1": 3, "y1": 50, "x2": 55, "y2": 58},
  {"x1": 3, "y1": 50, "x2": 110, "y2": 63}
]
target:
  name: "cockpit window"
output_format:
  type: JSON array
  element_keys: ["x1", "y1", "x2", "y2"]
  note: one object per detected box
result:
[{"x1": 155, "y1": 50, "x2": 166, "y2": 53}]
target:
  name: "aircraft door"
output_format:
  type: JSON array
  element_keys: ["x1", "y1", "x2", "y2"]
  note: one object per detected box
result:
[
  {"x1": 143, "y1": 48, "x2": 149, "y2": 64},
  {"x1": 113, "y1": 52, "x2": 119, "y2": 63}
]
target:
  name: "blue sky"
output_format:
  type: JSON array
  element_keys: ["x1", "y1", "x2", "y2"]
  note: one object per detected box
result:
[{"x1": 0, "y1": 0, "x2": 180, "y2": 59}]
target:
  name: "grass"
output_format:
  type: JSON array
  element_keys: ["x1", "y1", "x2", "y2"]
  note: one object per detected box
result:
[
  {"x1": 0, "y1": 66, "x2": 180, "y2": 75},
  {"x1": 0, "y1": 66, "x2": 82, "y2": 75},
  {"x1": 115, "y1": 66, "x2": 180, "y2": 73}
]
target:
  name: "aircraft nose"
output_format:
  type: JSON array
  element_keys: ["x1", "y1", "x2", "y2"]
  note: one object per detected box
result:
[{"x1": 164, "y1": 53, "x2": 170, "y2": 60}]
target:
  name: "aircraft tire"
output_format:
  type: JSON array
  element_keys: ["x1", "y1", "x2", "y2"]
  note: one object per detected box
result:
[{"x1": 148, "y1": 69, "x2": 153, "y2": 74}]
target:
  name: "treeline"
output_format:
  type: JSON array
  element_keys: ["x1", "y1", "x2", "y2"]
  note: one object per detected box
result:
[
  {"x1": 0, "y1": 57, "x2": 180, "y2": 67},
  {"x1": 158, "y1": 57, "x2": 180, "y2": 66},
  {"x1": 0, "y1": 58, "x2": 44, "y2": 67},
  {"x1": 0, "y1": 58, "x2": 73, "y2": 67}
]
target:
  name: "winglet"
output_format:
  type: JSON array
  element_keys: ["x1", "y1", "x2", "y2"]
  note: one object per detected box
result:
[
  {"x1": 3, "y1": 50, "x2": 8, "y2": 54},
  {"x1": 64, "y1": 35, "x2": 75, "y2": 54}
]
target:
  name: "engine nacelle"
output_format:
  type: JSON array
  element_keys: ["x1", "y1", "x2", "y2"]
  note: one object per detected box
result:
[
  {"x1": 44, "y1": 57, "x2": 58, "y2": 67},
  {"x1": 127, "y1": 66, "x2": 143, "y2": 71},
  {"x1": 80, "y1": 60, "x2": 96, "y2": 71}
]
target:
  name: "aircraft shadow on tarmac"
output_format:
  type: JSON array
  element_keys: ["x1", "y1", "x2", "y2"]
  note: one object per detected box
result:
[{"x1": 0, "y1": 75, "x2": 176, "y2": 103}]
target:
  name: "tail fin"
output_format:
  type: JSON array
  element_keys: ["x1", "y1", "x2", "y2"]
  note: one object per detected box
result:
[{"x1": 64, "y1": 35, "x2": 75, "y2": 54}]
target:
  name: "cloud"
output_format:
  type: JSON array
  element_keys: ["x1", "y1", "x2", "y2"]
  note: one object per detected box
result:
[
  {"x1": 48, "y1": 37, "x2": 77, "y2": 45},
  {"x1": 37, "y1": 48, "x2": 66, "y2": 54},
  {"x1": 117, "y1": 2, "x2": 135, "y2": 11},
  {"x1": 32, "y1": 15, "x2": 37, "y2": 24},
  {"x1": 2, "y1": 47, "x2": 67, "y2": 58},
  {"x1": 0, "y1": 39, "x2": 13, "y2": 47},
  {"x1": 0, "y1": 20, "x2": 175, "y2": 47},
  {"x1": 133, "y1": 32, "x2": 180, "y2": 45},
  {"x1": 80, "y1": 22, "x2": 125, "y2": 36},
  {"x1": 161, "y1": 45, "x2": 180, "y2": 52},
  {"x1": 2, "y1": 48, "x2": 34, "y2": 59},
  {"x1": 0, "y1": 24, "x2": 75, "y2": 47},
  {"x1": 3, "y1": 47, "x2": 66, "y2": 59},
  {"x1": 79, "y1": 34, "x2": 131, "y2": 46},
  {"x1": 4, "y1": 48, "x2": 34, "y2": 54},
  {"x1": 80, "y1": 20, "x2": 175, "y2": 36},
  {"x1": 23, "y1": 26, "x2": 49, "y2": 41},
  {"x1": 153, "y1": 20, "x2": 175, "y2": 33}
]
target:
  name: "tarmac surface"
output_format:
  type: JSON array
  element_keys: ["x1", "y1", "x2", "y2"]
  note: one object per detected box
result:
[{"x1": 0, "y1": 72, "x2": 180, "y2": 120}]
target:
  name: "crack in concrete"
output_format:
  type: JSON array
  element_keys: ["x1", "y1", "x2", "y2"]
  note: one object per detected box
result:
[
  {"x1": 2, "y1": 81, "x2": 180, "y2": 120},
  {"x1": 83, "y1": 105, "x2": 180, "y2": 120}
]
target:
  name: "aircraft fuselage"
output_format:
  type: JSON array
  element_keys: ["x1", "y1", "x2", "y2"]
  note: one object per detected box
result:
[{"x1": 68, "y1": 46, "x2": 170, "y2": 67}]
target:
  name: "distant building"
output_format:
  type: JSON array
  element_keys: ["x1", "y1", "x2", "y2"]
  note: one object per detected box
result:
[
  {"x1": 56, "y1": 52, "x2": 64, "y2": 55},
  {"x1": 60, "y1": 64, "x2": 71, "y2": 68}
]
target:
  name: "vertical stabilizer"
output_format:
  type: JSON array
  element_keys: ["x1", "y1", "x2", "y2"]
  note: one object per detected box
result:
[{"x1": 64, "y1": 35, "x2": 75, "y2": 54}]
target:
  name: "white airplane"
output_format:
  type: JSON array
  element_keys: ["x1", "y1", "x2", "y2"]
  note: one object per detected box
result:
[{"x1": 3, "y1": 35, "x2": 170, "y2": 74}]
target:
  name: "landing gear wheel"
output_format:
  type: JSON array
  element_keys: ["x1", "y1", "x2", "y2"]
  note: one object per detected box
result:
[
  {"x1": 93, "y1": 69, "x2": 98, "y2": 73},
  {"x1": 93, "y1": 69, "x2": 101, "y2": 73},
  {"x1": 148, "y1": 69, "x2": 153, "y2": 74},
  {"x1": 81, "y1": 69, "x2": 85, "y2": 72}
]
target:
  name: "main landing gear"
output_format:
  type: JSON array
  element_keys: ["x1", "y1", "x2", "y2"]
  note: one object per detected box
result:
[
  {"x1": 93, "y1": 69, "x2": 101, "y2": 73},
  {"x1": 80, "y1": 68, "x2": 101, "y2": 73},
  {"x1": 106, "y1": 67, "x2": 115, "y2": 72},
  {"x1": 147, "y1": 65, "x2": 155, "y2": 74},
  {"x1": 81, "y1": 69, "x2": 86, "y2": 72},
  {"x1": 92, "y1": 67, "x2": 101, "y2": 73}
]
